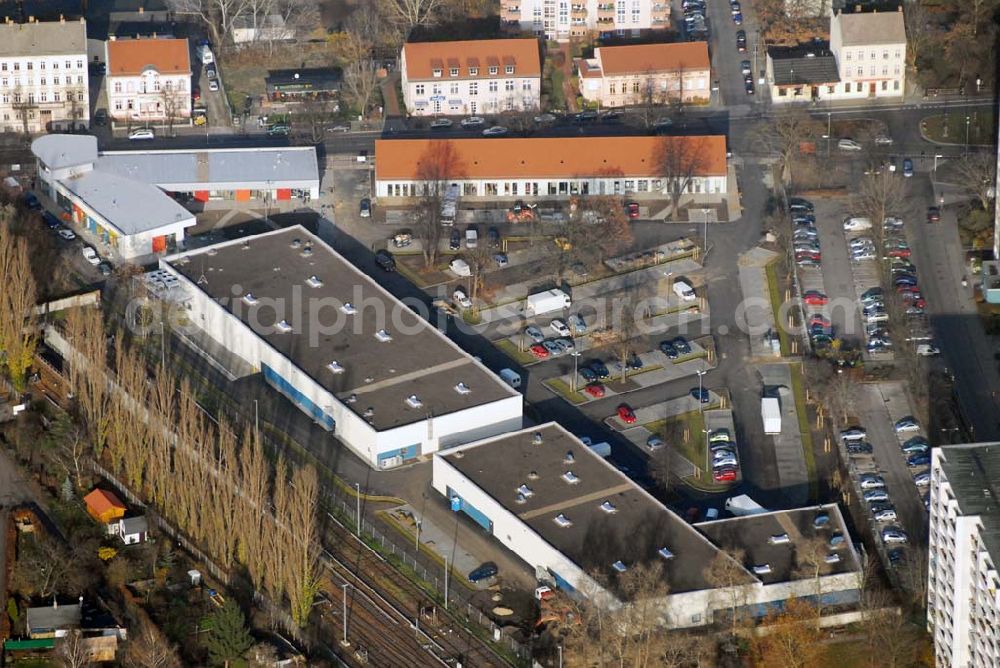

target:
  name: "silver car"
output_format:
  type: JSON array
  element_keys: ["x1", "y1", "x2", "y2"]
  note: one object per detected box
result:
[
  {"x1": 524, "y1": 326, "x2": 544, "y2": 344},
  {"x1": 864, "y1": 489, "x2": 890, "y2": 503},
  {"x1": 873, "y1": 508, "x2": 897, "y2": 522},
  {"x1": 859, "y1": 476, "x2": 885, "y2": 490}
]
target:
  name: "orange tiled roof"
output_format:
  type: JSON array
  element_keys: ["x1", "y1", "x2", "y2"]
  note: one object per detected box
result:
[
  {"x1": 403, "y1": 39, "x2": 541, "y2": 81},
  {"x1": 374, "y1": 136, "x2": 727, "y2": 180},
  {"x1": 595, "y1": 42, "x2": 710, "y2": 76},
  {"x1": 83, "y1": 489, "x2": 126, "y2": 515},
  {"x1": 107, "y1": 38, "x2": 191, "y2": 76}
]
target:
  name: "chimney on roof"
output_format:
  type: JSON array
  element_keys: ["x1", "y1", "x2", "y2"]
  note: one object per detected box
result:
[
  {"x1": 59, "y1": 14, "x2": 64, "y2": 23},
  {"x1": 153, "y1": 31, "x2": 157, "y2": 38},
  {"x1": 139, "y1": 6, "x2": 144, "y2": 13},
  {"x1": 28, "y1": 15, "x2": 34, "y2": 22}
]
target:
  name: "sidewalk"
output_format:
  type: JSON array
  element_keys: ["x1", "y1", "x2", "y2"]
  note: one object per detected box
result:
[{"x1": 738, "y1": 246, "x2": 781, "y2": 359}]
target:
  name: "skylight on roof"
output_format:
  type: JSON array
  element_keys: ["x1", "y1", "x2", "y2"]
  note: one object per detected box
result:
[
  {"x1": 599, "y1": 501, "x2": 617, "y2": 514},
  {"x1": 612, "y1": 561, "x2": 627, "y2": 573},
  {"x1": 306, "y1": 275, "x2": 324, "y2": 288},
  {"x1": 275, "y1": 320, "x2": 292, "y2": 333},
  {"x1": 562, "y1": 471, "x2": 579, "y2": 484},
  {"x1": 405, "y1": 395, "x2": 423, "y2": 408},
  {"x1": 454, "y1": 382, "x2": 471, "y2": 395},
  {"x1": 554, "y1": 514, "x2": 573, "y2": 528},
  {"x1": 242, "y1": 292, "x2": 259, "y2": 306},
  {"x1": 327, "y1": 361, "x2": 345, "y2": 374},
  {"x1": 516, "y1": 484, "x2": 533, "y2": 498},
  {"x1": 658, "y1": 547, "x2": 675, "y2": 560},
  {"x1": 375, "y1": 329, "x2": 393, "y2": 342},
  {"x1": 341, "y1": 302, "x2": 357, "y2": 315}
]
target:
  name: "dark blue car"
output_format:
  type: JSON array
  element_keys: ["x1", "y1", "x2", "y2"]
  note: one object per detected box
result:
[
  {"x1": 589, "y1": 359, "x2": 609, "y2": 379},
  {"x1": 672, "y1": 337, "x2": 692, "y2": 354},
  {"x1": 690, "y1": 387, "x2": 710, "y2": 403},
  {"x1": 907, "y1": 453, "x2": 931, "y2": 468},
  {"x1": 578, "y1": 366, "x2": 597, "y2": 383},
  {"x1": 468, "y1": 561, "x2": 498, "y2": 583},
  {"x1": 659, "y1": 341, "x2": 679, "y2": 359},
  {"x1": 42, "y1": 211, "x2": 61, "y2": 229}
]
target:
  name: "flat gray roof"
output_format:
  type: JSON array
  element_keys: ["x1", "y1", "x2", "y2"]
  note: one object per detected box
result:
[
  {"x1": 937, "y1": 443, "x2": 1000, "y2": 559},
  {"x1": 31, "y1": 134, "x2": 97, "y2": 170},
  {"x1": 696, "y1": 504, "x2": 860, "y2": 584},
  {"x1": 0, "y1": 19, "x2": 86, "y2": 57},
  {"x1": 442, "y1": 423, "x2": 731, "y2": 595},
  {"x1": 166, "y1": 227, "x2": 518, "y2": 430},
  {"x1": 98, "y1": 146, "x2": 319, "y2": 190},
  {"x1": 62, "y1": 169, "x2": 194, "y2": 236}
]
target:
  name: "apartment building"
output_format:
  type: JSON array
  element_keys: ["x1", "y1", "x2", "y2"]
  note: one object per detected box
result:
[
  {"x1": 928, "y1": 443, "x2": 1000, "y2": 668},
  {"x1": 0, "y1": 17, "x2": 89, "y2": 134},
  {"x1": 576, "y1": 42, "x2": 710, "y2": 107},
  {"x1": 829, "y1": 8, "x2": 906, "y2": 99},
  {"x1": 501, "y1": 0, "x2": 669, "y2": 42},
  {"x1": 105, "y1": 37, "x2": 191, "y2": 123},
  {"x1": 400, "y1": 39, "x2": 541, "y2": 117}
]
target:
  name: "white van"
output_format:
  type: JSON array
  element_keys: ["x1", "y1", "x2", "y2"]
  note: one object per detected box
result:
[
  {"x1": 672, "y1": 279, "x2": 696, "y2": 301},
  {"x1": 499, "y1": 368, "x2": 521, "y2": 389},
  {"x1": 843, "y1": 216, "x2": 872, "y2": 231},
  {"x1": 198, "y1": 44, "x2": 214, "y2": 64},
  {"x1": 449, "y1": 258, "x2": 471, "y2": 277}
]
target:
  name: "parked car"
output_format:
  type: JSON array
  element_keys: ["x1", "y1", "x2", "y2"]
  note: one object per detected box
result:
[
  {"x1": 710, "y1": 429, "x2": 731, "y2": 443},
  {"x1": 359, "y1": 198, "x2": 371, "y2": 218},
  {"x1": 881, "y1": 528, "x2": 909, "y2": 544},
  {"x1": 42, "y1": 212, "x2": 61, "y2": 230},
  {"x1": 907, "y1": 453, "x2": 931, "y2": 468},
  {"x1": 529, "y1": 343, "x2": 550, "y2": 359},
  {"x1": 902, "y1": 158, "x2": 914, "y2": 177},
  {"x1": 713, "y1": 456, "x2": 738, "y2": 469},
  {"x1": 374, "y1": 250, "x2": 396, "y2": 272},
  {"x1": 487, "y1": 226, "x2": 501, "y2": 248},
  {"x1": 589, "y1": 359, "x2": 609, "y2": 379},
  {"x1": 713, "y1": 467, "x2": 738, "y2": 482},
  {"x1": 864, "y1": 489, "x2": 890, "y2": 503},
  {"x1": 874, "y1": 134, "x2": 893, "y2": 145},
  {"x1": 553, "y1": 338, "x2": 574, "y2": 354},
  {"x1": 914, "y1": 472, "x2": 931, "y2": 486},
  {"x1": 494, "y1": 253, "x2": 509, "y2": 268},
  {"x1": 838, "y1": 138, "x2": 862, "y2": 151},
  {"x1": 617, "y1": 403, "x2": 637, "y2": 424},
  {"x1": 927, "y1": 206, "x2": 941, "y2": 223},
  {"x1": 690, "y1": 387, "x2": 710, "y2": 403},
  {"x1": 646, "y1": 435, "x2": 665, "y2": 451},
  {"x1": 81, "y1": 246, "x2": 101, "y2": 265},
  {"x1": 659, "y1": 341, "x2": 679, "y2": 359},
  {"x1": 569, "y1": 314, "x2": 587, "y2": 334},
  {"x1": 430, "y1": 118, "x2": 453, "y2": 129},
  {"x1": 468, "y1": 562, "x2": 498, "y2": 583},
  {"x1": 803, "y1": 290, "x2": 828, "y2": 305},
  {"x1": 482, "y1": 126, "x2": 508, "y2": 137},
  {"x1": 550, "y1": 319, "x2": 571, "y2": 337},
  {"x1": 874, "y1": 508, "x2": 898, "y2": 522},
  {"x1": 916, "y1": 344, "x2": 940, "y2": 356},
  {"x1": 128, "y1": 128, "x2": 155, "y2": 141},
  {"x1": 453, "y1": 289, "x2": 472, "y2": 309},
  {"x1": 542, "y1": 340, "x2": 562, "y2": 357},
  {"x1": 894, "y1": 416, "x2": 920, "y2": 433},
  {"x1": 859, "y1": 476, "x2": 886, "y2": 490},
  {"x1": 524, "y1": 326, "x2": 545, "y2": 344},
  {"x1": 449, "y1": 228, "x2": 461, "y2": 251},
  {"x1": 584, "y1": 383, "x2": 606, "y2": 398},
  {"x1": 789, "y1": 197, "x2": 814, "y2": 213},
  {"x1": 843, "y1": 216, "x2": 872, "y2": 231},
  {"x1": 57, "y1": 227, "x2": 77, "y2": 241},
  {"x1": 840, "y1": 427, "x2": 867, "y2": 442},
  {"x1": 461, "y1": 117, "x2": 485, "y2": 128},
  {"x1": 672, "y1": 337, "x2": 692, "y2": 354}
]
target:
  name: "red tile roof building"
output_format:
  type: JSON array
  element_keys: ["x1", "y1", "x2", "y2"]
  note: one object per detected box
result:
[
  {"x1": 105, "y1": 37, "x2": 192, "y2": 123},
  {"x1": 400, "y1": 39, "x2": 541, "y2": 116},
  {"x1": 374, "y1": 136, "x2": 727, "y2": 199},
  {"x1": 576, "y1": 42, "x2": 711, "y2": 107}
]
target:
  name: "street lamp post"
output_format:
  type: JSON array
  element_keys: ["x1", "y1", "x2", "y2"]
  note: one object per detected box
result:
[
  {"x1": 827, "y1": 112, "x2": 832, "y2": 157},
  {"x1": 966, "y1": 115, "x2": 971, "y2": 154},
  {"x1": 696, "y1": 368, "x2": 706, "y2": 414},
  {"x1": 444, "y1": 555, "x2": 449, "y2": 609},
  {"x1": 355, "y1": 483, "x2": 361, "y2": 537},
  {"x1": 341, "y1": 583, "x2": 350, "y2": 646},
  {"x1": 571, "y1": 349, "x2": 581, "y2": 393}
]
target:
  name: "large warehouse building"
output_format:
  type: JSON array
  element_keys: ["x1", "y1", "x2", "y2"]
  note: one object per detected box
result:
[
  {"x1": 31, "y1": 134, "x2": 320, "y2": 259},
  {"x1": 157, "y1": 226, "x2": 524, "y2": 468},
  {"x1": 373, "y1": 136, "x2": 728, "y2": 201},
  {"x1": 433, "y1": 423, "x2": 863, "y2": 627}
]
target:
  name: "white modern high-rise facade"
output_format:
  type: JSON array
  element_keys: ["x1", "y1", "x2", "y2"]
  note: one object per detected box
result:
[
  {"x1": 501, "y1": 0, "x2": 669, "y2": 42},
  {"x1": 928, "y1": 443, "x2": 1000, "y2": 668}
]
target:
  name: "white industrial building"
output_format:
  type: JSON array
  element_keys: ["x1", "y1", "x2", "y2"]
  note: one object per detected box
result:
[
  {"x1": 433, "y1": 423, "x2": 862, "y2": 627},
  {"x1": 158, "y1": 226, "x2": 524, "y2": 469},
  {"x1": 928, "y1": 443, "x2": 1000, "y2": 668},
  {"x1": 31, "y1": 134, "x2": 319, "y2": 260}
]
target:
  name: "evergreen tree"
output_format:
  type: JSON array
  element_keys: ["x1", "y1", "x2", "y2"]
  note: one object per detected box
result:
[{"x1": 203, "y1": 600, "x2": 253, "y2": 668}]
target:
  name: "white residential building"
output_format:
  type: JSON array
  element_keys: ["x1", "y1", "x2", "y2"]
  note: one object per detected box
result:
[
  {"x1": 0, "y1": 17, "x2": 89, "y2": 134},
  {"x1": 829, "y1": 8, "x2": 906, "y2": 99},
  {"x1": 400, "y1": 39, "x2": 541, "y2": 117},
  {"x1": 928, "y1": 444, "x2": 1000, "y2": 668},
  {"x1": 501, "y1": 0, "x2": 669, "y2": 42},
  {"x1": 105, "y1": 37, "x2": 191, "y2": 124}
]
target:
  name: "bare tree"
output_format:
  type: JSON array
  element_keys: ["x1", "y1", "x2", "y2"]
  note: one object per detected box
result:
[
  {"x1": 903, "y1": 2, "x2": 933, "y2": 72},
  {"x1": 123, "y1": 618, "x2": 182, "y2": 668},
  {"x1": 953, "y1": 152, "x2": 997, "y2": 211},
  {"x1": 43, "y1": 409, "x2": 89, "y2": 489},
  {"x1": 159, "y1": 84, "x2": 186, "y2": 137},
  {"x1": 703, "y1": 548, "x2": 755, "y2": 635},
  {"x1": 655, "y1": 136, "x2": 709, "y2": 221},
  {"x1": 167, "y1": 0, "x2": 252, "y2": 46},
  {"x1": 414, "y1": 140, "x2": 465, "y2": 268},
  {"x1": 793, "y1": 536, "x2": 831, "y2": 623},
  {"x1": 56, "y1": 630, "x2": 93, "y2": 668},
  {"x1": 342, "y1": 59, "x2": 380, "y2": 118},
  {"x1": 751, "y1": 109, "x2": 822, "y2": 185},
  {"x1": 378, "y1": 0, "x2": 444, "y2": 36}
]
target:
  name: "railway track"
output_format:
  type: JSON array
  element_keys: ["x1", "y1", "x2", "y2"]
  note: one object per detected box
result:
[{"x1": 321, "y1": 512, "x2": 515, "y2": 668}]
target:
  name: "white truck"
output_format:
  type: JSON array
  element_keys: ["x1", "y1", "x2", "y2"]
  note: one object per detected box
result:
[
  {"x1": 762, "y1": 397, "x2": 781, "y2": 434},
  {"x1": 197, "y1": 44, "x2": 214, "y2": 64},
  {"x1": 440, "y1": 184, "x2": 460, "y2": 226},
  {"x1": 525, "y1": 289, "x2": 571, "y2": 317}
]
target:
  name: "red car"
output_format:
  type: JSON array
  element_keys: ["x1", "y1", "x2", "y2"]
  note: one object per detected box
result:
[
  {"x1": 809, "y1": 314, "x2": 831, "y2": 328},
  {"x1": 896, "y1": 284, "x2": 920, "y2": 295},
  {"x1": 803, "y1": 290, "x2": 828, "y2": 306},
  {"x1": 192, "y1": 86, "x2": 201, "y2": 101},
  {"x1": 625, "y1": 201, "x2": 640, "y2": 219},
  {"x1": 886, "y1": 248, "x2": 912, "y2": 259},
  {"x1": 617, "y1": 403, "x2": 636, "y2": 424},
  {"x1": 584, "y1": 383, "x2": 606, "y2": 398},
  {"x1": 714, "y1": 468, "x2": 738, "y2": 482},
  {"x1": 529, "y1": 344, "x2": 549, "y2": 358}
]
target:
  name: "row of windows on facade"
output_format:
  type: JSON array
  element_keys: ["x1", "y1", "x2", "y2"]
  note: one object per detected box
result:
[
  {"x1": 607, "y1": 79, "x2": 706, "y2": 95},
  {"x1": 414, "y1": 80, "x2": 532, "y2": 95},
  {"x1": 778, "y1": 79, "x2": 900, "y2": 96},
  {"x1": 0, "y1": 59, "x2": 84, "y2": 72},
  {"x1": 0, "y1": 90, "x2": 85, "y2": 104},
  {"x1": 385, "y1": 177, "x2": 716, "y2": 197},
  {"x1": 843, "y1": 49, "x2": 902, "y2": 61},
  {"x1": 847, "y1": 65, "x2": 902, "y2": 77},
  {"x1": 431, "y1": 64, "x2": 516, "y2": 78},
  {"x1": 112, "y1": 79, "x2": 188, "y2": 94},
  {"x1": 1, "y1": 75, "x2": 86, "y2": 87}
]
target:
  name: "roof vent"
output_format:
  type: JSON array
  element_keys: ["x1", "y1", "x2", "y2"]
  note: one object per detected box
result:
[
  {"x1": 516, "y1": 493, "x2": 527, "y2": 504},
  {"x1": 554, "y1": 513, "x2": 573, "y2": 528},
  {"x1": 347, "y1": 393, "x2": 357, "y2": 404},
  {"x1": 658, "y1": 547, "x2": 675, "y2": 560},
  {"x1": 406, "y1": 395, "x2": 423, "y2": 408},
  {"x1": 564, "y1": 451, "x2": 575, "y2": 464},
  {"x1": 375, "y1": 329, "x2": 393, "y2": 342},
  {"x1": 242, "y1": 239, "x2": 251, "y2": 250},
  {"x1": 206, "y1": 248, "x2": 218, "y2": 256},
  {"x1": 454, "y1": 382, "x2": 471, "y2": 395},
  {"x1": 291, "y1": 238, "x2": 302, "y2": 249},
  {"x1": 301, "y1": 246, "x2": 313, "y2": 258},
  {"x1": 341, "y1": 302, "x2": 357, "y2": 315},
  {"x1": 599, "y1": 501, "x2": 617, "y2": 514},
  {"x1": 327, "y1": 361, "x2": 345, "y2": 374},
  {"x1": 516, "y1": 484, "x2": 533, "y2": 498},
  {"x1": 275, "y1": 320, "x2": 292, "y2": 333},
  {"x1": 611, "y1": 561, "x2": 627, "y2": 573},
  {"x1": 363, "y1": 407, "x2": 374, "y2": 419},
  {"x1": 562, "y1": 471, "x2": 579, "y2": 484},
  {"x1": 242, "y1": 292, "x2": 259, "y2": 306},
  {"x1": 527, "y1": 470, "x2": 539, "y2": 480},
  {"x1": 532, "y1": 432, "x2": 543, "y2": 445},
  {"x1": 306, "y1": 275, "x2": 323, "y2": 288}
]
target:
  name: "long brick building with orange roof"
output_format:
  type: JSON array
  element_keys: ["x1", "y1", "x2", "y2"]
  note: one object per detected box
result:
[
  {"x1": 374, "y1": 135, "x2": 727, "y2": 201},
  {"x1": 401, "y1": 39, "x2": 541, "y2": 117},
  {"x1": 576, "y1": 42, "x2": 712, "y2": 107}
]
